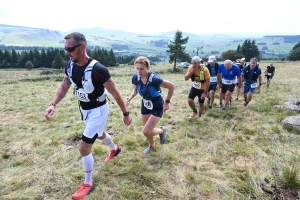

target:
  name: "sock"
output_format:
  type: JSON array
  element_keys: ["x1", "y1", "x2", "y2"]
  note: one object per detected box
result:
[
  {"x1": 82, "y1": 153, "x2": 94, "y2": 184},
  {"x1": 198, "y1": 113, "x2": 202, "y2": 117},
  {"x1": 102, "y1": 133, "x2": 116, "y2": 150},
  {"x1": 192, "y1": 108, "x2": 197, "y2": 113}
]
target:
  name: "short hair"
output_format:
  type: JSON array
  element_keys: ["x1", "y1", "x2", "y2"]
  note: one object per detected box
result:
[
  {"x1": 134, "y1": 56, "x2": 150, "y2": 67},
  {"x1": 64, "y1": 32, "x2": 87, "y2": 44},
  {"x1": 250, "y1": 58, "x2": 258, "y2": 63}
]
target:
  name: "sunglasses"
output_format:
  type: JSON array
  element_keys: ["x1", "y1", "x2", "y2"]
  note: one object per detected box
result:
[{"x1": 64, "y1": 43, "x2": 83, "y2": 52}]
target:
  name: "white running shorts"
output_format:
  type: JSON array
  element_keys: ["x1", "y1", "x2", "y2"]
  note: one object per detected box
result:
[{"x1": 80, "y1": 103, "x2": 109, "y2": 139}]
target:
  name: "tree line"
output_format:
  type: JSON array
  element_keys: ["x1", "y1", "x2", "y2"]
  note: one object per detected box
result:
[{"x1": 0, "y1": 48, "x2": 138, "y2": 69}]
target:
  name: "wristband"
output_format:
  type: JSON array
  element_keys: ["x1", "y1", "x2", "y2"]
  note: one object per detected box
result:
[
  {"x1": 165, "y1": 100, "x2": 170, "y2": 103},
  {"x1": 123, "y1": 111, "x2": 130, "y2": 116},
  {"x1": 49, "y1": 103, "x2": 56, "y2": 107}
]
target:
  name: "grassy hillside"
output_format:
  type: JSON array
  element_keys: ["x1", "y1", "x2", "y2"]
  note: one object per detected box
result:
[
  {"x1": 1, "y1": 61, "x2": 300, "y2": 199},
  {"x1": 0, "y1": 24, "x2": 298, "y2": 59}
]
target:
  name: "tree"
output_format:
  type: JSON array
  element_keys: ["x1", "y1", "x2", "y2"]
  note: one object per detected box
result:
[
  {"x1": 32, "y1": 48, "x2": 41, "y2": 67},
  {"x1": 109, "y1": 49, "x2": 117, "y2": 66},
  {"x1": 238, "y1": 39, "x2": 260, "y2": 61},
  {"x1": 221, "y1": 50, "x2": 244, "y2": 61},
  {"x1": 40, "y1": 49, "x2": 47, "y2": 67},
  {"x1": 291, "y1": 42, "x2": 300, "y2": 51},
  {"x1": 17, "y1": 51, "x2": 30, "y2": 68},
  {"x1": 288, "y1": 47, "x2": 300, "y2": 61},
  {"x1": 11, "y1": 49, "x2": 18, "y2": 67},
  {"x1": 52, "y1": 52, "x2": 65, "y2": 69},
  {"x1": 25, "y1": 60, "x2": 34, "y2": 70},
  {"x1": 166, "y1": 30, "x2": 190, "y2": 71},
  {"x1": 4, "y1": 50, "x2": 12, "y2": 66}
]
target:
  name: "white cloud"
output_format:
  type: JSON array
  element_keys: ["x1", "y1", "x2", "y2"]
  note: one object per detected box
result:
[{"x1": 0, "y1": 0, "x2": 299, "y2": 35}]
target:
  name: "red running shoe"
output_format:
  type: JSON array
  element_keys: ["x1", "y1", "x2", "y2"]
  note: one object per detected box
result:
[
  {"x1": 72, "y1": 181, "x2": 94, "y2": 200},
  {"x1": 105, "y1": 144, "x2": 121, "y2": 162}
]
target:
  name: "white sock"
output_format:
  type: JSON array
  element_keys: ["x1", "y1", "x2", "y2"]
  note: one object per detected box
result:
[
  {"x1": 82, "y1": 153, "x2": 93, "y2": 184},
  {"x1": 102, "y1": 133, "x2": 116, "y2": 150}
]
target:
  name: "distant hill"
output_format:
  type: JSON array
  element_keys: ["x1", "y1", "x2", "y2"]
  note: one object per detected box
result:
[{"x1": 0, "y1": 24, "x2": 298, "y2": 59}]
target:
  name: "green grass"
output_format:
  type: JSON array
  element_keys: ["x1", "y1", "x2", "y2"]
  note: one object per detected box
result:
[{"x1": 0, "y1": 62, "x2": 300, "y2": 199}]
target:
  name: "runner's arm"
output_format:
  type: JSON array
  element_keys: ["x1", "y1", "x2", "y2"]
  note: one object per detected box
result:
[
  {"x1": 160, "y1": 79, "x2": 175, "y2": 101},
  {"x1": 104, "y1": 77, "x2": 132, "y2": 126},
  {"x1": 44, "y1": 75, "x2": 71, "y2": 119},
  {"x1": 126, "y1": 85, "x2": 138, "y2": 103}
]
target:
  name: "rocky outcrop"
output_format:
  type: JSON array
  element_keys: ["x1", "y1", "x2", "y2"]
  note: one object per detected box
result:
[
  {"x1": 281, "y1": 116, "x2": 300, "y2": 131},
  {"x1": 274, "y1": 99, "x2": 300, "y2": 111},
  {"x1": 276, "y1": 99, "x2": 300, "y2": 131}
]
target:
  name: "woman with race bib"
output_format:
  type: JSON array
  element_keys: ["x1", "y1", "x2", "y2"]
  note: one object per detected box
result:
[{"x1": 126, "y1": 56, "x2": 175, "y2": 153}]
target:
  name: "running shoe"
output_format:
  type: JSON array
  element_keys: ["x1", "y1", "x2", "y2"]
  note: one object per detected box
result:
[
  {"x1": 159, "y1": 126, "x2": 167, "y2": 144},
  {"x1": 104, "y1": 145, "x2": 121, "y2": 162},
  {"x1": 221, "y1": 108, "x2": 226, "y2": 112},
  {"x1": 144, "y1": 146, "x2": 153, "y2": 153},
  {"x1": 189, "y1": 111, "x2": 197, "y2": 118},
  {"x1": 72, "y1": 181, "x2": 94, "y2": 200},
  {"x1": 209, "y1": 106, "x2": 212, "y2": 109},
  {"x1": 217, "y1": 104, "x2": 222, "y2": 108},
  {"x1": 235, "y1": 98, "x2": 239, "y2": 101}
]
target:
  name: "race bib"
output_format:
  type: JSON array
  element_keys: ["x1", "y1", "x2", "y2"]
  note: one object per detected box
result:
[
  {"x1": 250, "y1": 82, "x2": 257, "y2": 88},
  {"x1": 222, "y1": 79, "x2": 232, "y2": 85},
  {"x1": 74, "y1": 88, "x2": 90, "y2": 102},
  {"x1": 210, "y1": 76, "x2": 217, "y2": 82},
  {"x1": 192, "y1": 81, "x2": 201, "y2": 89},
  {"x1": 268, "y1": 73, "x2": 272, "y2": 76},
  {"x1": 143, "y1": 99, "x2": 153, "y2": 110}
]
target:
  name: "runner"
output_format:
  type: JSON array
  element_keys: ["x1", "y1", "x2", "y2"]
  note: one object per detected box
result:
[
  {"x1": 44, "y1": 32, "x2": 132, "y2": 200},
  {"x1": 217, "y1": 60, "x2": 242, "y2": 111},
  {"x1": 206, "y1": 55, "x2": 219, "y2": 109},
  {"x1": 184, "y1": 56, "x2": 210, "y2": 120},
  {"x1": 242, "y1": 58, "x2": 262, "y2": 108},
  {"x1": 265, "y1": 62, "x2": 275, "y2": 87},
  {"x1": 126, "y1": 56, "x2": 174, "y2": 153}
]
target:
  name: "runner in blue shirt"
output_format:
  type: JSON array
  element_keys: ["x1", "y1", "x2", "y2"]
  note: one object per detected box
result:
[
  {"x1": 217, "y1": 60, "x2": 242, "y2": 111},
  {"x1": 126, "y1": 56, "x2": 175, "y2": 153},
  {"x1": 241, "y1": 58, "x2": 262, "y2": 108}
]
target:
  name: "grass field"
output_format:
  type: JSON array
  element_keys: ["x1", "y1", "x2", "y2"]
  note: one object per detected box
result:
[{"x1": 0, "y1": 61, "x2": 300, "y2": 199}]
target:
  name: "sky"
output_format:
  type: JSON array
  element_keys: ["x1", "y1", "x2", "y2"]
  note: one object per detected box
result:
[{"x1": 1, "y1": 0, "x2": 300, "y2": 36}]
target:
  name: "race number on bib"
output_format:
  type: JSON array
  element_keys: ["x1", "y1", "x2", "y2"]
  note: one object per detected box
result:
[
  {"x1": 268, "y1": 73, "x2": 272, "y2": 76},
  {"x1": 143, "y1": 99, "x2": 153, "y2": 110},
  {"x1": 210, "y1": 76, "x2": 217, "y2": 82},
  {"x1": 74, "y1": 88, "x2": 90, "y2": 102},
  {"x1": 223, "y1": 80, "x2": 232, "y2": 85},
  {"x1": 192, "y1": 81, "x2": 201, "y2": 89},
  {"x1": 250, "y1": 82, "x2": 257, "y2": 88}
]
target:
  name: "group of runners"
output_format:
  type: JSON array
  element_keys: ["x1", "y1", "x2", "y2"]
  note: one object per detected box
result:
[
  {"x1": 43, "y1": 32, "x2": 275, "y2": 199},
  {"x1": 185, "y1": 55, "x2": 275, "y2": 120}
]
